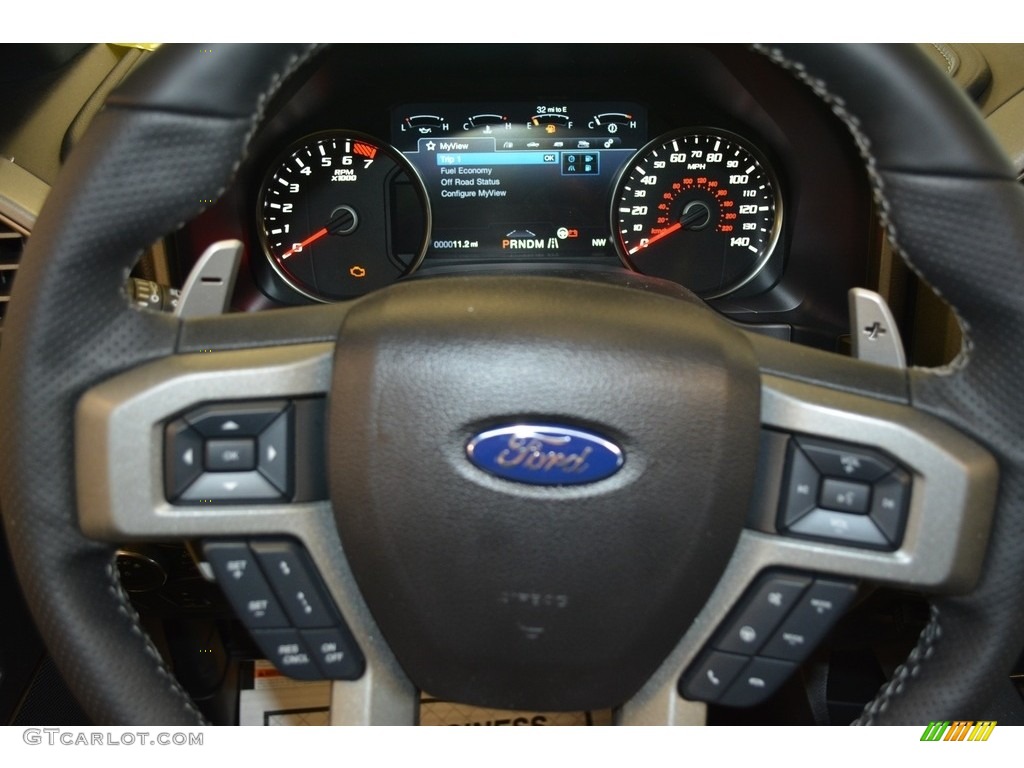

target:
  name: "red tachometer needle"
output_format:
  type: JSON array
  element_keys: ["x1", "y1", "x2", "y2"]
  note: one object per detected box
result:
[
  {"x1": 281, "y1": 227, "x2": 328, "y2": 260},
  {"x1": 628, "y1": 222, "x2": 681, "y2": 255}
]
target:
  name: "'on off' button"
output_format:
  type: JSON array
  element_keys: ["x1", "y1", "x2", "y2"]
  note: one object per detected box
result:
[{"x1": 302, "y1": 628, "x2": 365, "y2": 680}]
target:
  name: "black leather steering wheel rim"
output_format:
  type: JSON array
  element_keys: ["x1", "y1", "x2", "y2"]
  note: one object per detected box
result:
[
  {"x1": 1, "y1": 43, "x2": 1022, "y2": 725},
  {"x1": 761, "y1": 45, "x2": 1024, "y2": 724}
]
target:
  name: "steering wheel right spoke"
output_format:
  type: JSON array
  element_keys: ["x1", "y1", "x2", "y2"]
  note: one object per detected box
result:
[
  {"x1": 619, "y1": 338, "x2": 998, "y2": 724},
  {"x1": 752, "y1": 372, "x2": 997, "y2": 587}
]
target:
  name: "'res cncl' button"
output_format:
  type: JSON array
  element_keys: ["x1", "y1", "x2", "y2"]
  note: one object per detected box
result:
[{"x1": 251, "y1": 629, "x2": 321, "y2": 680}]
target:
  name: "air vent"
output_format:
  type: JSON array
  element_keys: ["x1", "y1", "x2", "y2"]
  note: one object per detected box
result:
[
  {"x1": 0, "y1": 157, "x2": 49, "y2": 345},
  {"x1": 0, "y1": 223, "x2": 25, "y2": 334}
]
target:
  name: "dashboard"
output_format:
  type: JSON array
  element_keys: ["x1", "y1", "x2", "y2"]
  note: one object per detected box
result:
[
  {"x1": 175, "y1": 45, "x2": 876, "y2": 351},
  {"x1": 2, "y1": 42, "x2": 1022, "y2": 729}
]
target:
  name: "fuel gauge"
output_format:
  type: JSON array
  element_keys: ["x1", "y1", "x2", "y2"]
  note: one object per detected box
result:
[{"x1": 529, "y1": 113, "x2": 573, "y2": 129}]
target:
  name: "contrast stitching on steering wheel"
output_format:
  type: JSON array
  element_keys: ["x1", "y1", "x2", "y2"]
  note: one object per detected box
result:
[
  {"x1": 930, "y1": 44, "x2": 956, "y2": 75},
  {"x1": 105, "y1": 558, "x2": 208, "y2": 724},
  {"x1": 105, "y1": 46, "x2": 329, "y2": 721},
  {"x1": 751, "y1": 44, "x2": 972, "y2": 377},
  {"x1": 217, "y1": 44, "x2": 327, "y2": 218},
  {"x1": 852, "y1": 605, "x2": 942, "y2": 725},
  {"x1": 113, "y1": 44, "x2": 328, "y2": 252},
  {"x1": 751, "y1": 44, "x2": 960, "y2": 723}
]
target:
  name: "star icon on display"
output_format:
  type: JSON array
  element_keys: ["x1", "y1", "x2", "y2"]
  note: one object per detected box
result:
[{"x1": 425, "y1": 141, "x2": 436, "y2": 151}]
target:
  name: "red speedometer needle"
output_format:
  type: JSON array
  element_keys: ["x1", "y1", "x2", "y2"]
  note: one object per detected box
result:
[
  {"x1": 281, "y1": 227, "x2": 328, "y2": 260},
  {"x1": 628, "y1": 222, "x2": 681, "y2": 255}
]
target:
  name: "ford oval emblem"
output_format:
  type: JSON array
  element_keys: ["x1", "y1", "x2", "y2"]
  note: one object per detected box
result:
[{"x1": 466, "y1": 424, "x2": 624, "y2": 486}]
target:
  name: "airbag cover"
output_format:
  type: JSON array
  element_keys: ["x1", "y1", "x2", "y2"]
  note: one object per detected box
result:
[{"x1": 329, "y1": 275, "x2": 760, "y2": 710}]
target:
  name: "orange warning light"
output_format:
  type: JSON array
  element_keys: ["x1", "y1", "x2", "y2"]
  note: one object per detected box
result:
[
  {"x1": 545, "y1": 124, "x2": 557, "y2": 134},
  {"x1": 349, "y1": 266, "x2": 367, "y2": 278}
]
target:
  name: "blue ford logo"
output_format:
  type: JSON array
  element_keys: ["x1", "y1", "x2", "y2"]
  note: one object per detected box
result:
[{"x1": 466, "y1": 424, "x2": 624, "y2": 486}]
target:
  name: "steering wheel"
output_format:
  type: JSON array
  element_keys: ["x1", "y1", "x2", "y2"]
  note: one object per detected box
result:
[{"x1": 1, "y1": 44, "x2": 1023, "y2": 726}]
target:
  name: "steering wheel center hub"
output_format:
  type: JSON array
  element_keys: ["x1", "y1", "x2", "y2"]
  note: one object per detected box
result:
[{"x1": 328, "y1": 275, "x2": 761, "y2": 709}]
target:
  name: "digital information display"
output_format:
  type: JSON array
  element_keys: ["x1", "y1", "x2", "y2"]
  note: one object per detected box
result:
[{"x1": 393, "y1": 103, "x2": 646, "y2": 260}]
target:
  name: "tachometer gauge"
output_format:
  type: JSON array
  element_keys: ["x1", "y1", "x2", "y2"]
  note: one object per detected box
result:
[
  {"x1": 612, "y1": 129, "x2": 781, "y2": 298},
  {"x1": 258, "y1": 130, "x2": 430, "y2": 301}
]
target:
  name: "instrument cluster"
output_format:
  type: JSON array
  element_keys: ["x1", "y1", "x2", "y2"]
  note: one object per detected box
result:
[{"x1": 256, "y1": 102, "x2": 783, "y2": 302}]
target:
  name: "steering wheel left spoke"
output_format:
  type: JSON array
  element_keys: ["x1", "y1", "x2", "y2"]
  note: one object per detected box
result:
[{"x1": 75, "y1": 307, "x2": 421, "y2": 725}]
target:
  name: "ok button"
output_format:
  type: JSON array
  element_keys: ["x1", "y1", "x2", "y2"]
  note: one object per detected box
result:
[{"x1": 206, "y1": 438, "x2": 257, "y2": 471}]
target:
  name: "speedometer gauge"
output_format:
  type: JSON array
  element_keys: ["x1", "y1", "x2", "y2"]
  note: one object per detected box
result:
[
  {"x1": 612, "y1": 130, "x2": 782, "y2": 298},
  {"x1": 258, "y1": 130, "x2": 430, "y2": 302}
]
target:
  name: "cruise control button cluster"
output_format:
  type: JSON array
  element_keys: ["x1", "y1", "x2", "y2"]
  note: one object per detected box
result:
[
  {"x1": 203, "y1": 543, "x2": 289, "y2": 628},
  {"x1": 165, "y1": 401, "x2": 293, "y2": 503},
  {"x1": 203, "y1": 540, "x2": 365, "y2": 681},
  {"x1": 679, "y1": 571, "x2": 857, "y2": 707},
  {"x1": 251, "y1": 541, "x2": 337, "y2": 628},
  {"x1": 778, "y1": 436, "x2": 911, "y2": 549}
]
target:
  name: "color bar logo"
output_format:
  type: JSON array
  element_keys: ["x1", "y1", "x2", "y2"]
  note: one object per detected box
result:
[{"x1": 920, "y1": 721, "x2": 997, "y2": 741}]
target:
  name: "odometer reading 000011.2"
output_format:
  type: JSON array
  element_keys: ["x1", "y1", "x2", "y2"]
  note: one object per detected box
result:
[{"x1": 612, "y1": 130, "x2": 782, "y2": 298}]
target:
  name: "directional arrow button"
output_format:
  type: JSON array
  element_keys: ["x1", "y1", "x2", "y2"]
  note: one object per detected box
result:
[
  {"x1": 258, "y1": 410, "x2": 292, "y2": 495},
  {"x1": 185, "y1": 401, "x2": 287, "y2": 438},
  {"x1": 180, "y1": 471, "x2": 280, "y2": 502},
  {"x1": 164, "y1": 419, "x2": 204, "y2": 501}
]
